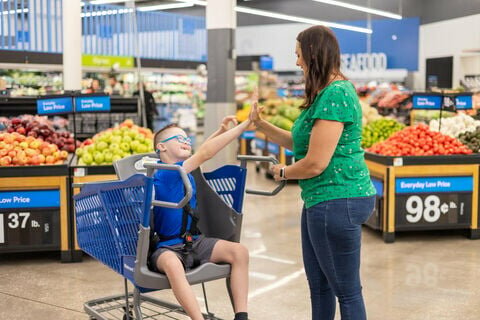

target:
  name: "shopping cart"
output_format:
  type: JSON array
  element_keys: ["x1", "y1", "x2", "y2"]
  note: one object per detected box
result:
[{"x1": 74, "y1": 154, "x2": 285, "y2": 320}]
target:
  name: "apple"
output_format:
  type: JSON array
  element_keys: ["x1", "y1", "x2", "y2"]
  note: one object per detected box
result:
[
  {"x1": 136, "y1": 144, "x2": 148, "y2": 154},
  {"x1": 75, "y1": 148, "x2": 84, "y2": 157},
  {"x1": 111, "y1": 136, "x2": 122, "y2": 144},
  {"x1": 38, "y1": 154, "x2": 46, "y2": 164},
  {"x1": 130, "y1": 140, "x2": 140, "y2": 151},
  {"x1": 94, "y1": 152, "x2": 105, "y2": 164},
  {"x1": 82, "y1": 153, "x2": 93, "y2": 165},
  {"x1": 60, "y1": 150, "x2": 68, "y2": 159},
  {"x1": 45, "y1": 155, "x2": 55, "y2": 164},
  {"x1": 42, "y1": 147, "x2": 53, "y2": 156},
  {"x1": 0, "y1": 149, "x2": 9, "y2": 157},
  {"x1": 25, "y1": 148, "x2": 37, "y2": 157},
  {"x1": 16, "y1": 127, "x2": 26, "y2": 135},
  {"x1": 109, "y1": 143, "x2": 120, "y2": 152},
  {"x1": 103, "y1": 151, "x2": 113, "y2": 163},
  {"x1": 112, "y1": 128, "x2": 122, "y2": 136},
  {"x1": 19, "y1": 141, "x2": 29, "y2": 149},
  {"x1": 122, "y1": 135, "x2": 132, "y2": 144},
  {"x1": 112, "y1": 154, "x2": 122, "y2": 163},
  {"x1": 120, "y1": 142, "x2": 130, "y2": 152},
  {"x1": 0, "y1": 156, "x2": 12, "y2": 166},
  {"x1": 128, "y1": 130, "x2": 137, "y2": 139},
  {"x1": 95, "y1": 141, "x2": 108, "y2": 151},
  {"x1": 135, "y1": 134, "x2": 146, "y2": 143}
]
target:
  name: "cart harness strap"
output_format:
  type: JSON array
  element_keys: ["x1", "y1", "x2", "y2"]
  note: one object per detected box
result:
[{"x1": 157, "y1": 187, "x2": 201, "y2": 250}]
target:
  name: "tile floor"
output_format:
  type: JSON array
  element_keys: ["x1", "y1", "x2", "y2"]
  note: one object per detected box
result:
[{"x1": 1, "y1": 166, "x2": 480, "y2": 320}]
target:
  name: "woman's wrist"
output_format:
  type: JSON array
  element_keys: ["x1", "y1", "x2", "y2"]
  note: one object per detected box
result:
[{"x1": 280, "y1": 166, "x2": 288, "y2": 180}]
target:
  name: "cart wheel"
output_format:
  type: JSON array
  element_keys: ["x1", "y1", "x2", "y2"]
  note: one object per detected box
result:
[{"x1": 122, "y1": 306, "x2": 134, "y2": 320}]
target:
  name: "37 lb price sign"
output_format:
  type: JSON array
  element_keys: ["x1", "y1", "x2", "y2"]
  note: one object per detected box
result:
[
  {"x1": 0, "y1": 190, "x2": 60, "y2": 251},
  {"x1": 395, "y1": 176, "x2": 473, "y2": 229}
]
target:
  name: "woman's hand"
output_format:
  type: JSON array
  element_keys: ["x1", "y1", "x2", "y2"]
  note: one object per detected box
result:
[
  {"x1": 220, "y1": 115, "x2": 238, "y2": 132},
  {"x1": 249, "y1": 88, "x2": 264, "y2": 124},
  {"x1": 271, "y1": 164, "x2": 287, "y2": 181}
]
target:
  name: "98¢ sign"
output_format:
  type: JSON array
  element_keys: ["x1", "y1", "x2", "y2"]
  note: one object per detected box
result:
[{"x1": 394, "y1": 176, "x2": 472, "y2": 228}]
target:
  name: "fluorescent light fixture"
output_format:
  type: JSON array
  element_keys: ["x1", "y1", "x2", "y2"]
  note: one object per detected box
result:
[
  {"x1": 176, "y1": 0, "x2": 372, "y2": 33},
  {"x1": 138, "y1": 3, "x2": 194, "y2": 12},
  {"x1": 80, "y1": 8, "x2": 133, "y2": 17},
  {"x1": 2, "y1": 8, "x2": 29, "y2": 15},
  {"x1": 90, "y1": 0, "x2": 125, "y2": 5},
  {"x1": 235, "y1": 6, "x2": 371, "y2": 33},
  {"x1": 312, "y1": 0, "x2": 402, "y2": 20}
]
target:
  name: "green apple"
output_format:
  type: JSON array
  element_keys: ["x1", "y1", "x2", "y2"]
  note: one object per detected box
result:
[
  {"x1": 85, "y1": 145, "x2": 95, "y2": 154},
  {"x1": 120, "y1": 126, "x2": 130, "y2": 132},
  {"x1": 130, "y1": 140, "x2": 140, "y2": 151},
  {"x1": 120, "y1": 142, "x2": 130, "y2": 152},
  {"x1": 103, "y1": 151, "x2": 113, "y2": 163},
  {"x1": 112, "y1": 128, "x2": 122, "y2": 136},
  {"x1": 95, "y1": 141, "x2": 108, "y2": 151},
  {"x1": 101, "y1": 132, "x2": 112, "y2": 143},
  {"x1": 94, "y1": 152, "x2": 105, "y2": 164},
  {"x1": 75, "y1": 148, "x2": 84, "y2": 157},
  {"x1": 136, "y1": 144, "x2": 148, "y2": 154},
  {"x1": 111, "y1": 136, "x2": 122, "y2": 144},
  {"x1": 82, "y1": 153, "x2": 93, "y2": 165},
  {"x1": 112, "y1": 154, "x2": 122, "y2": 163},
  {"x1": 135, "y1": 134, "x2": 146, "y2": 143},
  {"x1": 128, "y1": 130, "x2": 137, "y2": 139},
  {"x1": 109, "y1": 143, "x2": 120, "y2": 151},
  {"x1": 122, "y1": 135, "x2": 132, "y2": 144}
]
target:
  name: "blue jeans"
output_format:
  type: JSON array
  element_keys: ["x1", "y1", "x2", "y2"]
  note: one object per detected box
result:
[{"x1": 301, "y1": 196, "x2": 375, "y2": 320}]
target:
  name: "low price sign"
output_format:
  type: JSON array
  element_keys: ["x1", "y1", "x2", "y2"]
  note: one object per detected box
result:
[
  {"x1": 0, "y1": 190, "x2": 60, "y2": 250},
  {"x1": 395, "y1": 176, "x2": 472, "y2": 229}
]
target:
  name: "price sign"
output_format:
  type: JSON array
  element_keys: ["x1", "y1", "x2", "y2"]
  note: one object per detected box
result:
[
  {"x1": 36, "y1": 97, "x2": 74, "y2": 115},
  {"x1": 74, "y1": 95, "x2": 111, "y2": 113},
  {"x1": 0, "y1": 190, "x2": 60, "y2": 250},
  {"x1": 395, "y1": 176, "x2": 472, "y2": 228}
]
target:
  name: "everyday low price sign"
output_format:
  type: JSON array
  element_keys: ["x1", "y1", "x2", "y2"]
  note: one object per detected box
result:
[
  {"x1": 75, "y1": 95, "x2": 111, "y2": 113},
  {"x1": 0, "y1": 190, "x2": 60, "y2": 250},
  {"x1": 36, "y1": 97, "x2": 74, "y2": 115},
  {"x1": 395, "y1": 176, "x2": 472, "y2": 229}
]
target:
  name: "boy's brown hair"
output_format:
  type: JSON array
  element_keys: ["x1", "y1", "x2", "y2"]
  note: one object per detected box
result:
[{"x1": 153, "y1": 124, "x2": 180, "y2": 150}]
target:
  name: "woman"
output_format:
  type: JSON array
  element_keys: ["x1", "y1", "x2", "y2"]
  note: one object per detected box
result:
[{"x1": 249, "y1": 26, "x2": 376, "y2": 320}]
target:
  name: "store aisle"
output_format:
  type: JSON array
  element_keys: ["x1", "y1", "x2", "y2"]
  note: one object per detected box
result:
[{"x1": 1, "y1": 165, "x2": 480, "y2": 320}]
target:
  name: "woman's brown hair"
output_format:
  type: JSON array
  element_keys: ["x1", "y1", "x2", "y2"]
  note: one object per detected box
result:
[{"x1": 296, "y1": 25, "x2": 346, "y2": 109}]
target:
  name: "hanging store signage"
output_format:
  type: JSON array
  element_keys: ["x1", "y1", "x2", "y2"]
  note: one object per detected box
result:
[
  {"x1": 75, "y1": 95, "x2": 111, "y2": 113},
  {"x1": 0, "y1": 190, "x2": 60, "y2": 250},
  {"x1": 412, "y1": 93, "x2": 473, "y2": 110},
  {"x1": 341, "y1": 52, "x2": 387, "y2": 73},
  {"x1": 82, "y1": 55, "x2": 134, "y2": 68},
  {"x1": 36, "y1": 97, "x2": 74, "y2": 115},
  {"x1": 394, "y1": 176, "x2": 472, "y2": 229}
]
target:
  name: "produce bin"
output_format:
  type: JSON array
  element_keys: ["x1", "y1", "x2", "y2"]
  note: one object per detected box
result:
[
  {"x1": 0, "y1": 160, "x2": 73, "y2": 262},
  {"x1": 69, "y1": 156, "x2": 117, "y2": 262},
  {"x1": 364, "y1": 152, "x2": 480, "y2": 243}
]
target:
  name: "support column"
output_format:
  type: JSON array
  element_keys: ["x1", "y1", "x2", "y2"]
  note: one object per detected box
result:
[
  {"x1": 62, "y1": 0, "x2": 82, "y2": 91},
  {"x1": 204, "y1": 0, "x2": 236, "y2": 171}
]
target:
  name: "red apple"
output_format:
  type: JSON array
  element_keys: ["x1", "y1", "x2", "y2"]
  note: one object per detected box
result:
[{"x1": 0, "y1": 156, "x2": 12, "y2": 166}]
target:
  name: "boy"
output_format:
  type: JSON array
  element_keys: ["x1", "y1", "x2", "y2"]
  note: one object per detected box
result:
[{"x1": 151, "y1": 116, "x2": 252, "y2": 320}]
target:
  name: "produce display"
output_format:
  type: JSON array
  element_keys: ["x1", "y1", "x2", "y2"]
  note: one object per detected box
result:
[
  {"x1": 0, "y1": 132, "x2": 69, "y2": 166},
  {"x1": 367, "y1": 124, "x2": 473, "y2": 156},
  {"x1": 429, "y1": 113, "x2": 480, "y2": 138},
  {"x1": 458, "y1": 128, "x2": 480, "y2": 153},
  {"x1": 75, "y1": 119, "x2": 154, "y2": 166},
  {"x1": 360, "y1": 99, "x2": 382, "y2": 126},
  {"x1": 3, "y1": 115, "x2": 77, "y2": 152},
  {"x1": 362, "y1": 118, "x2": 405, "y2": 148}
]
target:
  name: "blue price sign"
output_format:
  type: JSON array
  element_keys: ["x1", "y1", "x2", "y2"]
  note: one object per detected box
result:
[
  {"x1": 75, "y1": 95, "x2": 111, "y2": 113},
  {"x1": 412, "y1": 95, "x2": 442, "y2": 109},
  {"x1": 455, "y1": 95, "x2": 473, "y2": 110},
  {"x1": 0, "y1": 190, "x2": 60, "y2": 209},
  {"x1": 395, "y1": 176, "x2": 473, "y2": 194},
  {"x1": 36, "y1": 97, "x2": 73, "y2": 115}
]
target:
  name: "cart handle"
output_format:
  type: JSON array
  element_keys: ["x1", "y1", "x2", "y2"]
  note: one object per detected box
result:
[
  {"x1": 237, "y1": 155, "x2": 286, "y2": 196},
  {"x1": 143, "y1": 162, "x2": 192, "y2": 209}
]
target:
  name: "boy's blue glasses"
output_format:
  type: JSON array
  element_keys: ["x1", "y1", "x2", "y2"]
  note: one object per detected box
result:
[{"x1": 160, "y1": 135, "x2": 192, "y2": 145}]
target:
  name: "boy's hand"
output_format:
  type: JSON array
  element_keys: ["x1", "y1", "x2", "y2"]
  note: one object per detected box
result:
[
  {"x1": 249, "y1": 87, "x2": 264, "y2": 124},
  {"x1": 220, "y1": 115, "x2": 238, "y2": 132}
]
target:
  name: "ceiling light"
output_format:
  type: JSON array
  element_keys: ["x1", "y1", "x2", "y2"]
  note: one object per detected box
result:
[
  {"x1": 175, "y1": 0, "x2": 372, "y2": 33},
  {"x1": 138, "y1": 3, "x2": 194, "y2": 12},
  {"x1": 90, "y1": 0, "x2": 125, "y2": 5},
  {"x1": 312, "y1": 0, "x2": 402, "y2": 20},
  {"x1": 235, "y1": 6, "x2": 371, "y2": 33}
]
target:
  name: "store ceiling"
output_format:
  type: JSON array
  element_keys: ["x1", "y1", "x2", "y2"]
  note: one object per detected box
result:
[{"x1": 89, "y1": 0, "x2": 480, "y2": 26}]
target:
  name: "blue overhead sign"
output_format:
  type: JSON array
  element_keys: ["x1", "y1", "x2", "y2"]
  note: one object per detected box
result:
[
  {"x1": 75, "y1": 95, "x2": 111, "y2": 113},
  {"x1": 0, "y1": 190, "x2": 60, "y2": 209},
  {"x1": 36, "y1": 97, "x2": 73, "y2": 115},
  {"x1": 260, "y1": 56, "x2": 274, "y2": 70},
  {"x1": 412, "y1": 95, "x2": 442, "y2": 110},
  {"x1": 396, "y1": 176, "x2": 473, "y2": 194},
  {"x1": 455, "y1": 95, "x2": 473, "y2": 110}
]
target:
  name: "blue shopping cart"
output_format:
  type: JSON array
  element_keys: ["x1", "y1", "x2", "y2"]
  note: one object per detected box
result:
[{"x1": 74, "y1": 154, "x2": 285, "y2": 320}]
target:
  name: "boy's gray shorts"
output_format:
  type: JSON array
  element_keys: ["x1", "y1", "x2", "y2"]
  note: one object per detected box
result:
[{"x1": 150, "y1": 235, "x2": 219, "y2": 272}]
